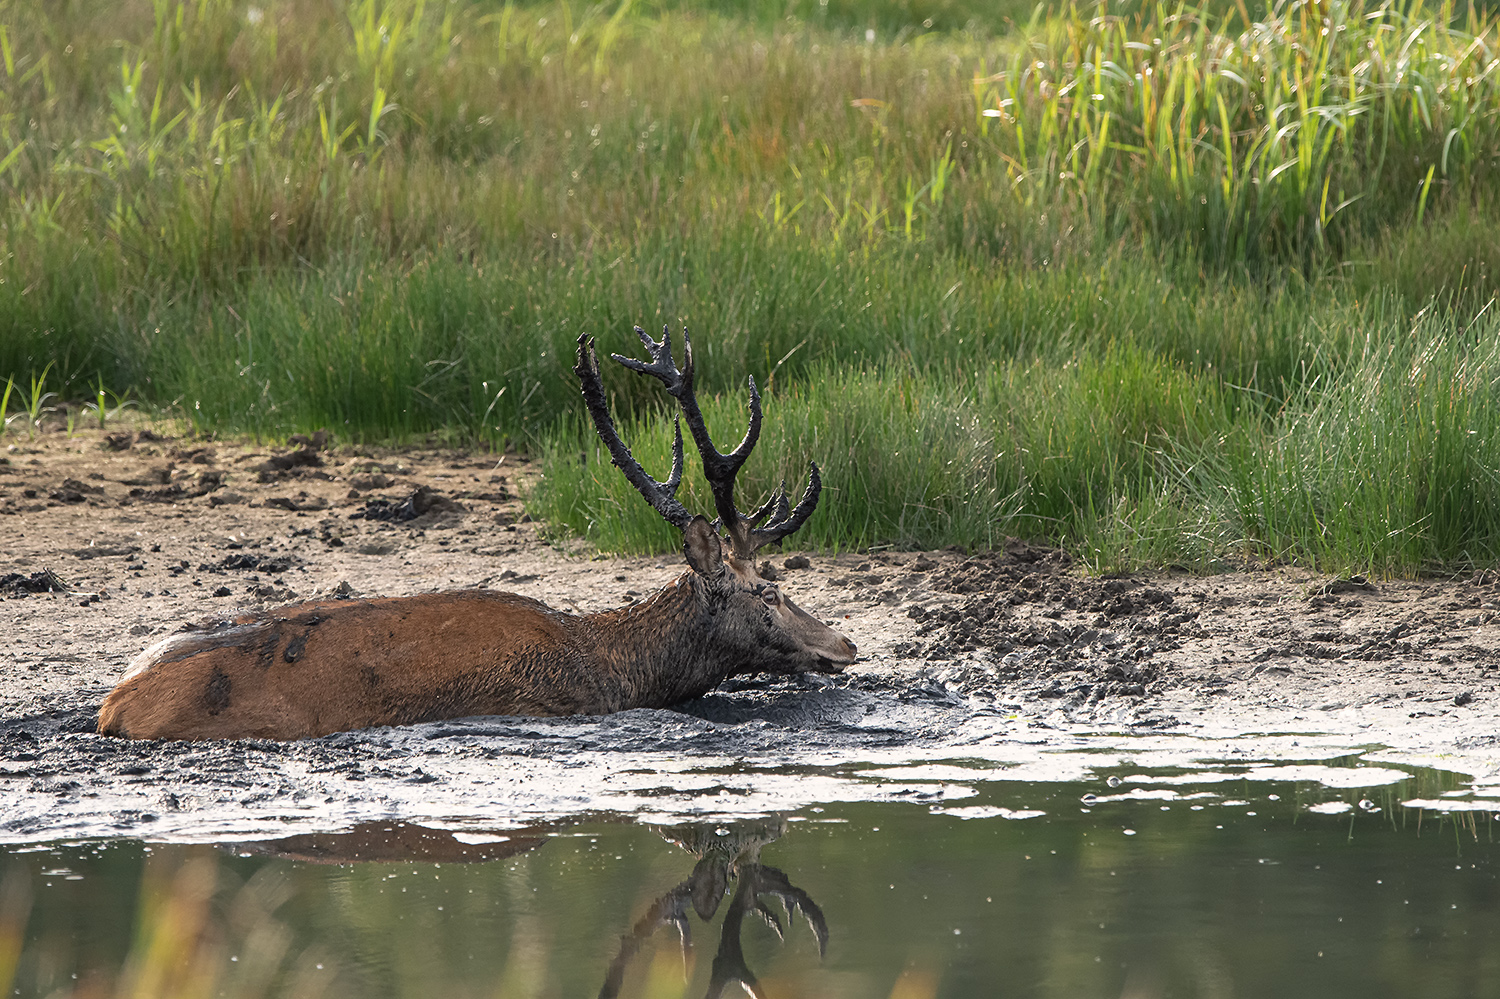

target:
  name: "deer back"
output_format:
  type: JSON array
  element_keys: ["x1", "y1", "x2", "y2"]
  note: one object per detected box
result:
[{"x1": 96, "y1": 591, "x2": 612, "y2": 740}]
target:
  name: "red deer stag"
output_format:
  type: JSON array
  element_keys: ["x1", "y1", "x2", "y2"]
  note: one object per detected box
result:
[{"x1": 97, "y1": 326, "x2": 857, "y2": 740}]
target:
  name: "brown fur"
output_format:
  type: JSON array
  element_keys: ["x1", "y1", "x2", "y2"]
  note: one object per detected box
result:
[{"x1": 98, "y1": 522, "x2": 857, "y2": 741}]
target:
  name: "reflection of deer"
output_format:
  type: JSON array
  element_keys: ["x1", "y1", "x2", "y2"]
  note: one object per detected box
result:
[
  {"x1": 235, "y1": 821, "x2": 552, "y2": 865},
  {"x1": 600, "y1": 818, "x2": 828, "y2": 999},
  {"x1": 98, "y1": 327, "x2": 855, "y2": 740}
]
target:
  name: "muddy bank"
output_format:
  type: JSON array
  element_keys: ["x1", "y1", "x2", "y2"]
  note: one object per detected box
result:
[{"x1": 4, "y1": 427, "x2": 1500, "y2": 843}]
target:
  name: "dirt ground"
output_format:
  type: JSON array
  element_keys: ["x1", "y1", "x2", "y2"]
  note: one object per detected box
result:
[{"x1": 5, "y1": 423, "x2": 1500, "y2": 843}]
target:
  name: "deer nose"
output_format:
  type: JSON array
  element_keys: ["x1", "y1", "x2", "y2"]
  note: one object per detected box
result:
[{"x1": 839, "y1": 636, "x2": 857, "y2": 659}]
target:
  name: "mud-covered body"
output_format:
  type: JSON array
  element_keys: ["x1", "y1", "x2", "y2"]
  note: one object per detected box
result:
[
  {"x1": 98, "y1": 528, "x2": 856, "y2": 740},
  {"x1": 100, "y1": 591, "x2": 602, "y2": 740}
]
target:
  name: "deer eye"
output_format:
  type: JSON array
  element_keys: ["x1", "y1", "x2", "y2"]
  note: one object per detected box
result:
[{"x1": 760, "y1": 588, "x2": 780, "y2": 606}]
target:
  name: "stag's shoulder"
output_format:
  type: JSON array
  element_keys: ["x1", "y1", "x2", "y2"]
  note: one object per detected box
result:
[{"x1": 119, "y1": 589, "x2": 563, "y2": 679}]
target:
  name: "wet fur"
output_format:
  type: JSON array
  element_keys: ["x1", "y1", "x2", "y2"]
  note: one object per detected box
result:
[{"x1": 98, "y1": 522, "x2": 856, "y2": 740}]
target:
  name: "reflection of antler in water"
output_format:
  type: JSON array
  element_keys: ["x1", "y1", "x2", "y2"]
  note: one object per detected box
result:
[
  {"x1": 599, "y1": 818, "x2": 828, "y2": 999},
  {"x1": 707, "y1": 860, "x2": 828, "y2": 999}
]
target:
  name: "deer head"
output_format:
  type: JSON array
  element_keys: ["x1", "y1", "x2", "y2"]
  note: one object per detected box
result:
[{"x1": 575, "y1": 327, "x2": 856, "y2": 675}]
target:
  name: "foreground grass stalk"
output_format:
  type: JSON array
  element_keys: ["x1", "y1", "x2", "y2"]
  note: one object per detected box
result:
[
  {"x1": 22, "y1": 363, "x2": 55, "y2": 442},
  {"x1": 0, "y1": 376, "x2": 13, "y2": 437}
]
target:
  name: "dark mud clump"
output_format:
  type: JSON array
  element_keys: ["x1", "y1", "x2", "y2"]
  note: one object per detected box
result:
[
  {"x1": 264, "y1": 492, "x2": 330, "y2": 512},
  {"x1": 350, "y1": 485, "x2": 463, "y2": 522},
  {"x1": 1, "y1": 570, "x2": 72, "y2": 597},
  {"x1": 127, "y1": 470, "x2": 226, "y2": 503},
  {"x1": 260, "y1": 447, "x2": 325, "y2": 474},
  {"x1": 897, "y1": 544, "x2": 1198, "y2": 709},
  {"x1": 930, "y1": 540, "x2": 1072, "y2": 594},
  {"x1": 199, "y1": 554, "x2": 299, "y2": 575},
  {"x1": 50, "y1": 478, "x2": 105, "y2": 504}
]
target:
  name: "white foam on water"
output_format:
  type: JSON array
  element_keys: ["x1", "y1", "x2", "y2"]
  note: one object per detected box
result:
[{"x1": 929, "y1": 806, "x2": 1046, "y2": 821}]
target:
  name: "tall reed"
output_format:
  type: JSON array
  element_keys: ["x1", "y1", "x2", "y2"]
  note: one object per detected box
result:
[{"x1": 973, "y1": 0, "x2": 1500, "y2": 265}]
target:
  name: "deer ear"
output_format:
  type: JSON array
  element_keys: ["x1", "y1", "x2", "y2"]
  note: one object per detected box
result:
[{"x1": 683, "y1": 516, "x2": 725, "y2": 578}]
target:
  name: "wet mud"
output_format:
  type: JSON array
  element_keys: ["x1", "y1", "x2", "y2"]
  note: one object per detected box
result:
[{"x1": 5, "y1": 426, "x2": 1500, "y2": 843}]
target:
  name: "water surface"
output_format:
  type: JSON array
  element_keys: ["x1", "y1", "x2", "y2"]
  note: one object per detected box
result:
[{"x1": 5, "y1": 760, "x2": 1499, "y2": 998}]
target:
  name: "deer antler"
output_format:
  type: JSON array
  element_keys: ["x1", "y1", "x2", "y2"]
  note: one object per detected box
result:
[
  {"x1": 597, "y1": 325, "x2": 821, "y2": 560},
  {"x1": 575, "y1": 333, "x2": 693, "y2": 532}
]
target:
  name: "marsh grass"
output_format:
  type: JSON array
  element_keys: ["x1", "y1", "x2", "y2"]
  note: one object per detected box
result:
[
  {"x1": 974, "y1": 0, "x2": 1500, "y2": 266},
  {"x1": 1218, "y1": 309, "x2": 1500, "y2": 569},
  {"x1": 4, "y1": 0, "x2": 1500, "y2": 569},
  {"x1": 537, "y1": 341, "x2": 1243, "y2": 564},
  {"x1": 536, "y1": 298, "x2": 1500, "y2": 574},
  {"x1": 4, "y1": 0, "x2": 1496, "y2": 343},
  {"x1": 7, "y1": 229, "x2": 1342, "y2": 445},
  {"x1": 1350, "y1": 201, "x2": 1500, "y2": 310}
]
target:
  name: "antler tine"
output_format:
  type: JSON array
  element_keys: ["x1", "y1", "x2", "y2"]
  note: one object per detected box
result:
[
  {"x1": 611, "y1": 326, "x2": 758, "y2": 556},
  {"x1": 663, "y1": 327, "x2": 765, "y2": 468},
  {"x1": 603, "y1": 324, "x2": 820, "y2": 561},
  {"x1": 741, "y1": 462, "x2": 822, "y2": 556},
  {"x1": 670, "y1": 330, "x2": 764, "y2": 556},
  {"x1": 743, "y1": 484, "x2": 786, "y2": 530},
  {"x1": 612, "y1": 325, "x2": 688, "y2": 395},
  {"x1": 574, "y1": 334, "x2": 693, "y2": 532},
  {"x1": 752, "y1": 898, "x2": 786, "y2": 939}
]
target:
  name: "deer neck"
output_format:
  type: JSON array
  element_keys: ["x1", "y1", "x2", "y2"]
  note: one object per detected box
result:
[{"x1": 583, "y1": 573, "x2": 746, "y2": 709}]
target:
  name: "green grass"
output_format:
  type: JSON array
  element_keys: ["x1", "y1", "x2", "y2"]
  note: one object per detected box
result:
[
  {"x1": 3, "y1": 0, "x2": 1500, "y2": 572},
  {"x1": 973, "y1": 0, "x2": 1500, "y2": 268},
  {"x1": 537, "y1": 298, "x2": 1500, "y2": 574},
  {"x1": 536, "y1": 339, "x2": 1241, "y2": 566},
  {"x1": 1, "y1": 229, "x2": 1346, "y2": 443},
  {"x1": 1220, "y1": 309, "x2": 1500, "y2": 570},
  {"x1": 4, "y1": 0, "x2": 1492, "y2": 297}
]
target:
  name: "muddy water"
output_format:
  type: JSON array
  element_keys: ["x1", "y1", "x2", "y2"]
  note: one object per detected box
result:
[{"x1": 6, "y1": 762, "x2": 1500, "y2": 999}]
